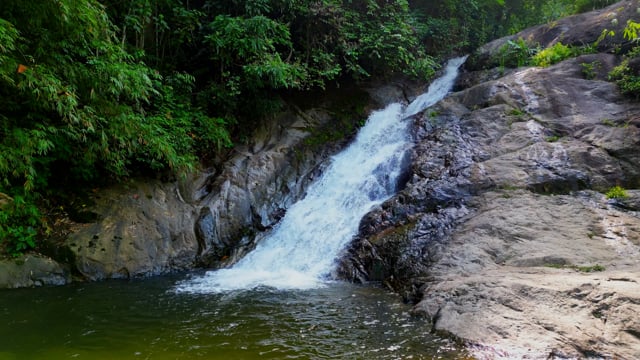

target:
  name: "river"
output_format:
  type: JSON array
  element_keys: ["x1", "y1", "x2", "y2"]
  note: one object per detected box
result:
[{"x1": 0, "y1": 276, "x2": 468, "y2": 359}]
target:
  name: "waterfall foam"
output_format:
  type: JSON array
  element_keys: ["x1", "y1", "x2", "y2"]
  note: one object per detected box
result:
[{"x1": 175, "y1": 57, "x2": 467, "y2": 294}]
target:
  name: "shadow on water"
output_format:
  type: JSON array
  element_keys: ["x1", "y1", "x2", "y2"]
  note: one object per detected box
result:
[{"x1": 0, "y1": 274, "x2": 468, "y2": 359}]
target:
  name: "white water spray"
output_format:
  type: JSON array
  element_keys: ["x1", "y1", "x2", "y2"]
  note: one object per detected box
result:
[{"x1": 175, "y1": 57, "x2": 467, "y2": 294}]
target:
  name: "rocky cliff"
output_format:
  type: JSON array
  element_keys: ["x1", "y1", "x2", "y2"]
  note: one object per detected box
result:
[
  {"x1": 0, "y1": 83, "x2": 417, "y2": 287},
  {"x1": 338, "y1": 1, "x2": 640, "y2": 358}
]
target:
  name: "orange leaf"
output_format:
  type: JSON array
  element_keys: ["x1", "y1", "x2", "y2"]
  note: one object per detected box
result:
[{"x1": 16, "y1": 64, "x2": 28, "y2": 74}]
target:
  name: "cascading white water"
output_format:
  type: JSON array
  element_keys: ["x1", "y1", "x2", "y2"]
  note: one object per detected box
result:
[
  {"x1": 403, "y1": 55, "x2": 468, "y2": 118},
  {"x1": 175, "y1": 57, "x2": 467, "y2": 294}
]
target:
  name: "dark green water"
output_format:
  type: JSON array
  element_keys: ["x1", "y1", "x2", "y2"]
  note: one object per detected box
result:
[{"x1": 0, "y1": 274, "x2": 468, "y2": 359}]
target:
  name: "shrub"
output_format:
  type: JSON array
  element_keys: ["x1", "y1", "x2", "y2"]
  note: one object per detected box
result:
[
  {"x1": 531, "y1": 42, "x2": 573, "y2": 67},
  {"x1": 0, "y1": 195, "x2": 41, "y2": 257},
  {"x1": 609, "y1": 59, "x2": 640, "y2": 98},
  {"x1": 580, "y1": 61, "x2": 601, "y2": 79},
  {"x1": 607, "y1": 20, "x2": 640, "y2": 97},
  {"x1": 576, "y1": 264, "x2": 605, "y2": 273},
  {"x1": 496, "y1": 38, "x2": 537, "y2": 68},
  {"x1": 606, "y1": 185, "x2": 629, "y2": 199}
]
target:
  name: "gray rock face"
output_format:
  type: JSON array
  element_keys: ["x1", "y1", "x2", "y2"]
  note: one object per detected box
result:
[
  {"x1": 413, "y1": 190, "x2": 640, "y2": 359},
  {"x1": 66, "y1": 180, "x2": 199, "y2": 280},
  {"x1": 339, "y1": 48, "x2": 640, "y2": 357},
  {"x1": 62, "y1": 107, "x2": 346, "y2": 280}
]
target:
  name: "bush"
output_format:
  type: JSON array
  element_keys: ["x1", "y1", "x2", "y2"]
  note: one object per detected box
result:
[
  {"x1": 531, "y1": 42, "x2": 573, "y2": 67},
  {"x1": 609, "y1": 53, "x2": 640, "y2": 98},
  {"x1": 0, "y1": 195, "x2": 41, "y2": 257},
  {"x1": 580, "y1": 61, "x2": 601, "y2": 79},
  {"x1": 609, "y1": 21, "x2": 640, "y2": 98},
  {"x1": 496, "y1": 38, "x2": 537, "y2": 68},
  {"x1": 606, "y1": 185, "x2": 629, "y2": 199}
]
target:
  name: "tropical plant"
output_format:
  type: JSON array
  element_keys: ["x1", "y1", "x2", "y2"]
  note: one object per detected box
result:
[
  {"x1": 606, "y1": 185, "x2": 629, "y2": 199},
  {"x1": 531, "y1": 42, "x2": 574, "y2": 67},
  {"x1": 609, "y1": 21, "x2": 640, "y2": 98},
  {"x1": 0, "y1": 195, "x2": 40, "y2": 256},
  {"x1": 496, "y1": 38, "x2": 538, "y2": 68},
  {"x1": 0, "y1": 1, "x2": 233, "y2": 255}
]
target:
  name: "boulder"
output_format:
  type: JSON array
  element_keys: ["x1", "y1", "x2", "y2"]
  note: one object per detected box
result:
[{"x1": 0, "y1": 255, "x2": 70, "y2": 288}]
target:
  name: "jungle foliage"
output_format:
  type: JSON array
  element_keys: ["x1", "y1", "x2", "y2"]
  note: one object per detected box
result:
[
  {"x1": 0, "y1": 0, "x2": 620, "y2": 255},
  {"x1": 610, "y1": 20, "x2": 640, "y2": 98}
]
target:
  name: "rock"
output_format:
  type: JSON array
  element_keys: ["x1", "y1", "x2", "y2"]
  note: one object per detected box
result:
[
  {"x1": 0, "y1": 255, "x2": 70, "y2": 288},
  {"x1": 413, "y1": 191, "x2": 640, "y2": 359},
  {"x1": 66, "y1": 180, "x2": 199, "y2": 280},
  {"x1": 615, "y1": 189, "x2": 640, "y2": 210},
  {"x1": 339, "y1": 39, "x2": 640, "y2": 357},
  {"x1": 63, "y1": 107, "x2": 336, "y2": 280}
]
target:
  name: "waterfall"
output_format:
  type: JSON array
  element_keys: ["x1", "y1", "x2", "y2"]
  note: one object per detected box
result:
[
  {"x1": 403, "y1": 55, "x2": 468, "y2": 118},
  {"x1": 175, "y1": 57, "x2": 467, "y2": 294}
]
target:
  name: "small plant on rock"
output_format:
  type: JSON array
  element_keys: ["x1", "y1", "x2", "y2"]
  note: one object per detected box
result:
[
  {"x1": 606, "y1": 185, "x2": 629, "y2": 199},
  {"x1": 581, "y1": 61, "x2": 601, "y2": 80},
  {"x1": 496, "y1": 38, "x2": 537, "y2": 68},
  {"x1": 546, "y1": 135, "x2": 561, "y2": 142},
  {"x1": 576, "y1": 264, "x2": 606, "y2": 273},
  {"x1": 508, "y1": 108, "x2": 525, "y2": 116},
  {"x1": 532, "y1": 42, "x2": 574, "y2": 67}
]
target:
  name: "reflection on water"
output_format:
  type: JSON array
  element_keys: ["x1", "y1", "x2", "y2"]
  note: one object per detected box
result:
[{"x1": 0, "y1": 274, "x2": 468, "y2": 359}]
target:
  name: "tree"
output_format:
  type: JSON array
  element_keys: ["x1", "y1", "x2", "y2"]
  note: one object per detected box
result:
[{"x1": 0, "y1": 0, "x2": 230, "y2": 255}]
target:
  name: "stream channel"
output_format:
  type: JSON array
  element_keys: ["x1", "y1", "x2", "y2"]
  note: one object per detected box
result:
[{"x1": 0, "y1": 57, "x2": 470, "y2": 360}]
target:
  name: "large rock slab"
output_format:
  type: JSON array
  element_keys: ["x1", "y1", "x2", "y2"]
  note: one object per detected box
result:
[
  {"x1": 63, "y1": 107, "x2": 345, "y2": 280},
  {"x1": 413, "y1": 190, "x2": 640, "y2": 359},
  {"x1": 66, "y1": 180, "x2": 198, "y2": 280}
]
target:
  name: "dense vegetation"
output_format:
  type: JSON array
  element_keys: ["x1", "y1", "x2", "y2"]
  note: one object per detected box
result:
[{"x1": 0, "y1": 0, "x2": 621, "y2": 256}]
